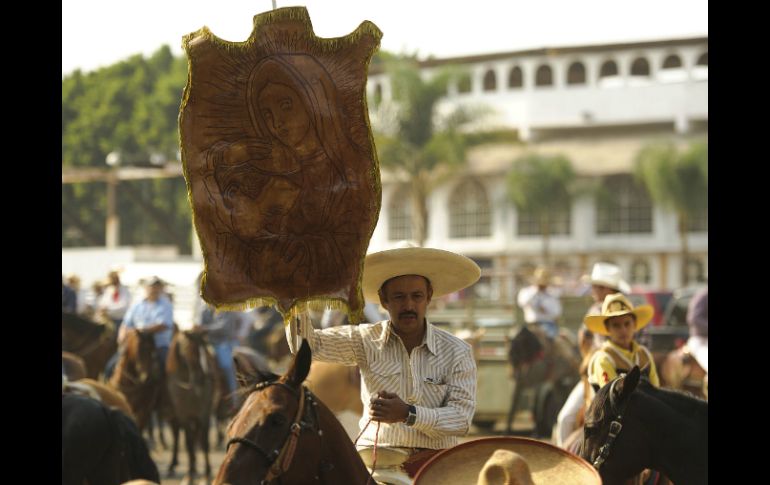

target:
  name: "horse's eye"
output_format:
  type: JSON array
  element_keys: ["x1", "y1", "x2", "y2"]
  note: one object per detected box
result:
[{"x1": 268, "y1": 414, "x2": 287, "y2": 427}]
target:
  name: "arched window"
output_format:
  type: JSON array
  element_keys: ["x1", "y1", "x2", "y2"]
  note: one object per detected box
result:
[
  {"x1": 596, "y1": 174, "x2": 653, "y2": 234},
  {"x1": 696, "y1": 52, "x2": 708, "y2": 66},
  {"x1": 449, "y1": 179, "x2": 491, "y2": 238},
  {"x1": 387, "y1": 185, "x2": 412, "y2": 241},
  {"x1": 516, "y1": 200, "x2": 571, "y2": 236},
  {"x1": 483, "y1": 69, "x2": 497, "y2": 92},
  {"x1": 457, "y1": 73, "x2": 472, "y2": 94},
  {"x1": 508, "y1": 66, "x2": 523, "y2": 88},
  {"x1": 567, "y1": 62, "x2": 586, "y2": 85},
  {"x1": 662, "y1": 54, "x2": 682, "y2": 69},
  {"x1": 535, "y1": 64, "x2": 553, "y2": 87},
  {"x1": 599, "y1": 60, "x2": 619, "y2": 78},
  {"x1": 630, "y1": 259, "x2": 651, "y2": 285},
  {"x1": 693, "y1": 52, "x2": 709, "y2": 81},
  {"x1": 630, "y1": 57, "x2": 650, "y2": 76}
]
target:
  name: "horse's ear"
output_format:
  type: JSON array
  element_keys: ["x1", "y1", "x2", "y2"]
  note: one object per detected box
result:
[
  {"x1": 234, "y1": 354, "x2": 276, "y2": 389},
  {"x1": 285, "y1": 338, "x2": 311, "y2": 388},
  {"x1": 615, "y1": 366, "x2": 641, "y2": 400}
]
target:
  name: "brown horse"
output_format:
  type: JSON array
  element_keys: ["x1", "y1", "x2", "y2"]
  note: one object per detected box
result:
[
  {"x1": 305, "y1": 361, "x2": 362, "y2": 440},
  {"x1": 660, "y1": 346, "x2": 708, "y2": 399},
  {"x1": 506, "y1": 324, "x2": 581, "y2": 437},
  {"x1": 62, "y1": 351, "x2": 88, "y2": 381},
  {"x1": 216, "y1": 339, "x2": 369, "y2": 485},
  {"x1": 165, "y1": 329, "x2": 219, "y2": 482},
  {"x1": 63, "y1": 377, "x2": 136, "y2": 421},
  {"x1": 62, "y1": 311, "x2": 117, "y2": 379},
  {"x1": 110, "y1": 329, "x2": 163, "y2": 432}
]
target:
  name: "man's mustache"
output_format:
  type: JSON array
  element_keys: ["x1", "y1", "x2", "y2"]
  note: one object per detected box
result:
[{"x1": 399, "y1": 311, "x2": 418, "y2": 319}]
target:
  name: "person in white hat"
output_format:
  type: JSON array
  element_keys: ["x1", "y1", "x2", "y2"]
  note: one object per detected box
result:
[
  {"x1": 516, "y1": 267, "x2": 562, "y2": 340},
  {"x1": 584, "y1": 292, "x2": 660, "y2": 388},
  {"x1": 289, "y1": 246, "x2": 481, "y2": 482},
  {"x1": 554, "y1": 261, "x2": 631, "y2": 448}
]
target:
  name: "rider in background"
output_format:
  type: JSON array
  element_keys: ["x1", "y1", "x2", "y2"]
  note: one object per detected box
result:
[
  {"x1": 554, "y1": 262, "x2": 630, "y2": 447},
  {"x1": 686, "y1": 286, "x2": 708, "y2": 373},
  {"x1": 516, "y1": 267, "x2": 562, "y2": 340},
  {"x1": 585, "y1": 293, "x2": 660, "y2": 388}
]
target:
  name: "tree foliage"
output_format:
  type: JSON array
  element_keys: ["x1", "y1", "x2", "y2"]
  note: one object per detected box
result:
[
  {"x1": 506, "y1": 153, "x2": 577, "y2": 264},
  {"x1": 634, "y1": 140, "x2": 708, "y2": 284},
  {"x1": 62, "y1": 46, "x2": 191, "y2": 251},
  {"x1": 372, "y1": 55, "x2": 476, "y2": 246}
]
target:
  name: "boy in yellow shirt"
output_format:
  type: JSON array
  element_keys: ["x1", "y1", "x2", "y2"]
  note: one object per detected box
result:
[{"x1": 585, "y1": 293, "x2": 660, "y2": 388}]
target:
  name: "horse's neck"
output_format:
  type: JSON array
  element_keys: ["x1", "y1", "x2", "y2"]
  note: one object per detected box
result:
[
  {"x1": 632, "y1": 391, "x2": 707, "y2": 483},
  {"x1": 315, "y1": 401, "x2": 369, "y2": 483}
]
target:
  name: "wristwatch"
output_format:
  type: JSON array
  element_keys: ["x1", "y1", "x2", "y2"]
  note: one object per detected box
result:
[{"x1": 404, "y1": 405, "x2": 417, "y2": 426}]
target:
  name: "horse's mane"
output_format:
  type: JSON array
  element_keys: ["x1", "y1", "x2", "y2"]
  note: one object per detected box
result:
[{"x1": 637, "y1": 378, "x2": 708, "y2": 416}]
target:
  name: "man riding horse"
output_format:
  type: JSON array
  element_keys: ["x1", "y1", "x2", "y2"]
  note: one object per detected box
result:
[{"x1": 288, "y1": 245, "x2": 480, "y2": 483}]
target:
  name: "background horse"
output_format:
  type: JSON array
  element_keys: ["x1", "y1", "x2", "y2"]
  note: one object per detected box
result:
[
  {"x1": 165, "y1": 329, "x2": 219, "y2": 482},
  {"x1": 304, "y1": 361, "x2": 363, "y2": 440},
  {"x1": 580, "y1": 366, "x2": 708, "y2": 485},
  {"x1": 216, "y1": 339, "x2": 369, "y2": 485},
  {"x1": 62, "y1": 311, "x2": 117, "y2": 379},
  {"x1": 506, "y1": 324, "x2": 580, "y2": 437},
  {"x1": 109, "y1": 328, "x2": 163, "y2": 432},
  {"x1": 660, "y1": 346, "x2": 708, "y2": 399},
  {"x1": 63, "y1": 377, "x2": 136, "y2": 421},
  {"x1": 62, "y1": 393, "x2": 159, "y2": 485},
  {"x1": 62, "y1": 351, "x2": 88, "y2": 381}
]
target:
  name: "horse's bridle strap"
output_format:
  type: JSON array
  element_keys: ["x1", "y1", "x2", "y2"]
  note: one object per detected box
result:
[
  {"x1": 592, "y1": 378, "x2": 631, "y2": 470},
  {"x1": 264, "y1": 385, "x2": 306, "y2": 482}
]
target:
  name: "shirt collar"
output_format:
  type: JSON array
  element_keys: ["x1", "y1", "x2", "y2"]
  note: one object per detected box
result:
[
  {"x1": 606, "y1": 339, "x2": 639, "y2": 356},
  {"x1": 381, "y1": 318, "x2": 438, "y2": 355}
]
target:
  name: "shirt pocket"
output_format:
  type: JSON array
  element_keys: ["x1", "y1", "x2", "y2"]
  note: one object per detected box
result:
[
  {"x1": 421, "y1": 376, "x2": 449, "y2": 407},
  {"x1": 368, "y1": 361, "x2": 403, "y2": 395}
]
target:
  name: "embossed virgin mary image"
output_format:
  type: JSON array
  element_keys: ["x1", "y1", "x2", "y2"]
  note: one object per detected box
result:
[{"x1": 181, "y1": 7, "x2": 382, "y2": 320}]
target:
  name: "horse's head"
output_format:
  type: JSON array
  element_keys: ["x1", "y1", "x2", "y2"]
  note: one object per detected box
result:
[
  {"x1": 124, "y1": 329, "x2": 159, "y2": 382},
  {"x1": 580, "y1": 366, "x2": 648, "y2": 484},
  {"x1": 217, "y1": 338, "x2": 322, "y2": 484}
]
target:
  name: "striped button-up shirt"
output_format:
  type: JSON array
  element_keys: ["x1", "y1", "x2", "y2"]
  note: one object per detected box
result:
[{"x1": 297, "y1": 318, "x2": 476, "y2": 450}]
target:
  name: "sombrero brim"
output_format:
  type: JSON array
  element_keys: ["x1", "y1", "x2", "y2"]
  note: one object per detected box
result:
[
  {"x1": 584, "y1": 304, "x2": 654, "y2": 336},
  {"x1": 413, "y1": 436, "x2": 601, "y2": 485},
  {"x1": 362, "y1": 248, "x2": 481, "y2": 303}
]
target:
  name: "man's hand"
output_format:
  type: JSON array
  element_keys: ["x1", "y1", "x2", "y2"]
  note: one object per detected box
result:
[
  {"x1": 369, "y1": 391, "x2": 409, "y2": 423},
  {"x1": 147, "y1": 323, "x2": 168, "y2": 334}
]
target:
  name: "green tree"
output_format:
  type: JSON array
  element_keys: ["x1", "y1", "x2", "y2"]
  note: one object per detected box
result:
[
  {"x1": 373, "y1": 55, "x2": 478, "y2": 246},
  {"x1": 506, "y1": 153, "x2": 577, "y2": 266},
  {"x1": 62, "y1": 46, "x2": 191, "y2": 251},
  {"x1": 634, "y1": 141, "x2": 708, "y2": 285}
]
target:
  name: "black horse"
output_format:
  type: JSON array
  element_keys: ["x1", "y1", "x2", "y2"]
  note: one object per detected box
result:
[
  {"x1": 62, "y1": 393, "x2": 159, "y2": 485},
  {"x1": 580, "y1": 366, "x2": 708, "y2": 485}
]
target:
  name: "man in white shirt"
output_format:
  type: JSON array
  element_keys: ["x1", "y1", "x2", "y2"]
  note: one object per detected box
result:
[
  {"x1": 289, "y1": 246, "x2": 480, "y2": 481},
  {"x1": 97, "y1": 270, "x2": 132, "y2": 329},
  {"x1": 516, "y1": 267, "x2": 562, "y2": 340}
]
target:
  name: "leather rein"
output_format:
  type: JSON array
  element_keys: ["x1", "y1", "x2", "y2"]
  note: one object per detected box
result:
[
  {"x1": 226, "y1": 380, "x2": 323, "y2": 484},
  {"x1": 591, "y1": 377, "x2": 632, "y2": 470}
]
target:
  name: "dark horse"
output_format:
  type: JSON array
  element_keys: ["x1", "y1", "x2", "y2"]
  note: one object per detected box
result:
[
  {"x1": 506, "y1": 324, "x2": 580, "y2": 437},
  {"x1": 580, "y1": 366, "x2": 708, "y2": 485},
  {"x1": 165, "y1": 329, "x2": 219, "y2": 481},
  {"x1": 109, "y1": 328, "x2": 163, "y2": 433},
  {"x1": 215, "y1": 338, "x2": 369, "y2": 485},
  {"x1": 62, "y1": 311, "x2": 117, "y2": 380},
  {"x1": 62, "y1": 393, "x2": 159, "y2": 485}
]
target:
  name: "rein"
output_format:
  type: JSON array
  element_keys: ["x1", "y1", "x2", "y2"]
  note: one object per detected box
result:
[
  {"x1": 227, "y1": 381, "x2": 321, "y2": 484},
  {"x1": 592, "y1": 378, "x2": 632, "y2": 470}
]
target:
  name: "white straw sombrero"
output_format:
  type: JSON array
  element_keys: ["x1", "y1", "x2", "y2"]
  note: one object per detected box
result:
[
  {"x1": 413, "y1": 436, "x2": 601, "y2": 485},
  {"x1": 362, "y1": 247, "x2": 481, "y2": 303}
]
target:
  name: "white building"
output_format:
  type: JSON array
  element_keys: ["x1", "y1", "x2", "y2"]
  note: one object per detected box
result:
[{"x1": 365, "y1": 37, "x2": 708, "y2": 297}]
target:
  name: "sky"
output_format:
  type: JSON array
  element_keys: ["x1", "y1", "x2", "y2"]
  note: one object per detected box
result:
[{"x1": 62, "y1": 0, "x2": 707, "y2": 76}]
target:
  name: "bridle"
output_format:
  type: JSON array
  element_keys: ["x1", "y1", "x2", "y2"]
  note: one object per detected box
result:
[
  {"x1": 591, "y1": 377, "x2": 632, "y2": 470},
  {"x1": 226, "y1": 380, "x2": 323, "y2": 484}
]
